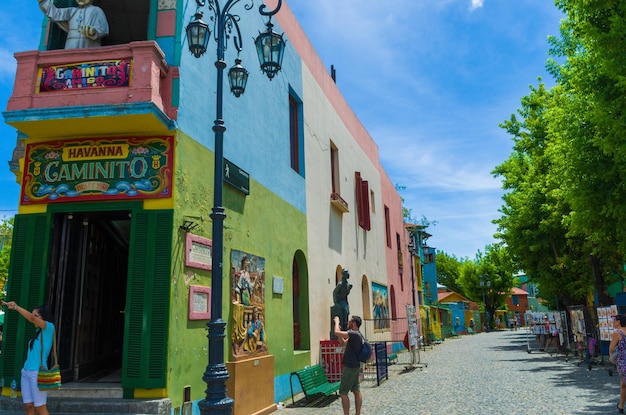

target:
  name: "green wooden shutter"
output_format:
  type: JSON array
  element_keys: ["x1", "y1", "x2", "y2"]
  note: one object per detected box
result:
[
  {"x1": 122, "y1": 210, "x2": 172, "y2": 389},
  {"x1": 0, "y1": 214, "x2": 50, "y2": 384}
]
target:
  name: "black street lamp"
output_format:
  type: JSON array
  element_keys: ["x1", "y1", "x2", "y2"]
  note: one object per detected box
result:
[
  {"x1": 480, "y1": 276, "x2": 491, "y2": 331},
  {"x1": 185, "y1": 1, "x2": 285, "y2": 414}
]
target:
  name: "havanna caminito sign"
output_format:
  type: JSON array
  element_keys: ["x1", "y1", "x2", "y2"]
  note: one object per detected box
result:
[
  {"x1": 21, "y1": 136, "x2": 173, "y2": 204},
  {"x1": 38, "y1": 59, "x2": 131, "y2": 92}
]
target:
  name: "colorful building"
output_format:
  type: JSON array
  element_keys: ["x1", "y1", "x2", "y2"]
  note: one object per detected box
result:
[
  {"x1": 506, "y1": 287, "x2": 529, "y2": 325},
  {"x1": 0, "y1": 1, "x2": 421, "y2": 414}
]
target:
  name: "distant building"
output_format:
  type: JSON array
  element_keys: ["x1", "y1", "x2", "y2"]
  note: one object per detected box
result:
[{"x1": 506, "y1": 287, "x2": 529, "y2": 325}]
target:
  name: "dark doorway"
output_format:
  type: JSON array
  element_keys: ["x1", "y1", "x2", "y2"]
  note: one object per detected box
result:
[{"x1": 47, "y1": 211, "x2": 130, "y2": 383}]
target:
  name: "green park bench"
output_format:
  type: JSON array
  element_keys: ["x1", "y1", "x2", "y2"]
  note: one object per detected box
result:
[
  {"x1": 290, "y1": 364, "x2": 340, "y2": 406},
  {"x1": 387, "y1": 353, "x2": 398, "y2": 364}
]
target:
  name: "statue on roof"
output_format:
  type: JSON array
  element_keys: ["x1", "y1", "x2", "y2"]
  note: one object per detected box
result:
[{"x1": 38, "y1": 0, "x2": 109, "y2": 49}]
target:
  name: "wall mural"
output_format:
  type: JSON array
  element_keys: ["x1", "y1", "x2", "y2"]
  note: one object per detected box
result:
[
  {"x1": 372, "y1": 282, "x2": 390, "y2": 331},
  {"x1": 230, "y1": 249, "x2": 267, "y2": 359}
]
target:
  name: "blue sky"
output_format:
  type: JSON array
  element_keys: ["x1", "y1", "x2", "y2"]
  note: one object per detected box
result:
[
  {"x1": 0, "y1": 1, "x2": 563, "y2": 260},
  {"x1": 286, "y1": 0, "x2": 564, "y2": 259}
]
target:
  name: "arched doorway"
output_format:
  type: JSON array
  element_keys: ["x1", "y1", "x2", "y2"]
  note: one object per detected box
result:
[
  {"x1": 292, "y1": 250, "x2": 309, "y2": 350},
  {"x1": 361, "y1": 276, "x2": 371, "y2": 320}
]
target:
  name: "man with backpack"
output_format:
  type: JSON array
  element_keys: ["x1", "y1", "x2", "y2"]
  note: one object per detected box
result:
[{"x1": 333, "y1": 315, "x2": 365, "y2": 415}]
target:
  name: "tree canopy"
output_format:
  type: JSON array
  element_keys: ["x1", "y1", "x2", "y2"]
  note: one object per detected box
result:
[{"x1": 493, "y1": 0, "x2": 626, "y2": 307}]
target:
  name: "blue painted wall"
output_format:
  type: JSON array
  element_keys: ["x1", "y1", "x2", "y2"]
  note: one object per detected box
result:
[
  {"x1": 177, "y1": 5, "x2": 306, "y2": 214},
  {"x1": 423, "y1": 246, "x2": 438, "y2": 305}
]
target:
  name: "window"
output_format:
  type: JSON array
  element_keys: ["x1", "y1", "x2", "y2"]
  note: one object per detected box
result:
[
  {"x1": 289, "y1": 93, "x2": 304, "y2": 175},
  {"x1": 396, "y1": 233, "x2": 403, "y2": 290},
  {"x1": 330, "y1": 142, "x2": 339, "y2": 194},
  {"x1": 45, "y1": 0, "x2": 151, "y2": 50},
  {"x1": 384, "y1": 206, "x2": 391, "y2": 247},
  {"x1": 396, "y1": 233, "x2": 403, "y2": 267},
  {"x1": 330, "y1": 143, "x2": 348, "y2": 212},
  {"x1": 355, "y1": 172, "x2": 370, "y2": 230}
]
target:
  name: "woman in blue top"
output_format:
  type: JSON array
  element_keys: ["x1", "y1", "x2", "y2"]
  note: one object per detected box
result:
[{"x1": 2, "y1": 301, "x2": 55, "y2": 415}]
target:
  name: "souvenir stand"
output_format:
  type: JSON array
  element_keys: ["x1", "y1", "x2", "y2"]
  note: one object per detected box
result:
[
  {"x1": 525, "y1": 312, "x2": 548, "y2": 353},
  {"x1": 598, "y1": 304, "x2": 620, "y2": 376},
  {"x1": 569, "y1": 305, "x2": 601, "y2": 369},
  {"x1": 405, "y1": 305, "x2": 427, "y2": 371},
  {"x1": 548, "y1": 310, "x2": 570, "y2": 359},
  {"x1": 524, "y1": 311, "x2": 569, "y2": 358}
]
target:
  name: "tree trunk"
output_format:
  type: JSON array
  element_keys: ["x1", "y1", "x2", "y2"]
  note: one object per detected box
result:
[{"x1": 590, "y1": 254, "x2": 611, "y2": 306}]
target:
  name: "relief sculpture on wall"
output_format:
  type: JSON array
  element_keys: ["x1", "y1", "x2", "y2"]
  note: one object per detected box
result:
[{"x1": 231, "y1": 250, "x2": 268, "y2": 358}]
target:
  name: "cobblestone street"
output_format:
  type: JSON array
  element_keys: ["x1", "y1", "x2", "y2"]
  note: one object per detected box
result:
[{"x1": 277, "y1": 330, "x2": 620, "y2": 415}]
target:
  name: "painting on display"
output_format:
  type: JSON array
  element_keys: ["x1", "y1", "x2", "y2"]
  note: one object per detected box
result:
[
  {"x1": 230, "y1": 249, "x2": 267, "y2": 359},
  {"x1": 372, "y1": 282, "x2": 390, "y2": 331}
]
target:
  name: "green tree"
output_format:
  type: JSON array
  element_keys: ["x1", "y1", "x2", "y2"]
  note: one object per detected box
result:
[
  {"x1": 546, "y1": 0, "x2": 626, "y2": 302},
  {"x1": 493, "y1": 81, "x2": 593, "y2": 306},
  {"x1": 0, "y1": 216, "x2": 14, "y2": 295},
  {"x1": 436, "y1": 252, "x2": 463, "y2": 295},
  {"x1": 494, "y1": 0, "x2": 626, "y2": 305},
  {"x1": 458, "y1": 245, "x2": 516, "y2": 322}
]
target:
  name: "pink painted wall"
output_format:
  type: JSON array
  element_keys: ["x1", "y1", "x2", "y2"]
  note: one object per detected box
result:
[{"x1": 7, "y1": 41, "x2": 176, "y2": 120}]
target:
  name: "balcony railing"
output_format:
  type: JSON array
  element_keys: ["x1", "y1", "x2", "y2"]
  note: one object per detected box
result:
[
  {"x1": 5, "y1": 41, "x2": 177, "y2": 138},
  {"x1": 330, "y1": 192, "x2": 349, "y2": 213}
]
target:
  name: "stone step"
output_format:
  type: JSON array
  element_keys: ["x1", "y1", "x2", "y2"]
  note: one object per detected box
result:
[
  {"x1": 47, "y1": 382, "x2": 124, "y2": 399},
  {"x1": 0, "y1": 396, "x2": 171, "y2": 415}
]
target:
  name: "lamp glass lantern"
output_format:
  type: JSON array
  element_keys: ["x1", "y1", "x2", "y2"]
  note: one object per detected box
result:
[
  {"x1": 228, "y1": 59, "x2": 249, "y2": 97},
  {"x1": 186, "y1": 14, "x2": 210, "y2": 58},
  {"x1": 255, "y1": 22, "x2": 285, "y2": 80}
]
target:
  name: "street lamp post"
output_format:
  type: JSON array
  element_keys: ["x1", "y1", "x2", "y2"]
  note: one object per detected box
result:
[
  {"x1": 480, "y1": 275, "x2": 486, "y2": 308},
  {"x1": 185, "y1": 1, "x2": 285, "y2": 414},
  {"x1": 480, "y1": 276, "x2": 491, "y2": 332}
]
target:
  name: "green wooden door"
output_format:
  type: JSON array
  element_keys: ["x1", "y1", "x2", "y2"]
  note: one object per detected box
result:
[
  {"x1": 0, "y1": 214, "x2": 51, "y2": 385},
  {"x1": 122, "y1": 209, "x2": 172, "y2": 389}
]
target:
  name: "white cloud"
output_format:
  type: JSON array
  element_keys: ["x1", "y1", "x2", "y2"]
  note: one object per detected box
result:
[{"x1": 471, "y1": 0, "x2": 485, "y2": 11}]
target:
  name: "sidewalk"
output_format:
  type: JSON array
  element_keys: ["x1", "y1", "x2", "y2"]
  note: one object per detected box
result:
[{"x1": 277, "y1": 330, "x2": 620, "y2": 415}]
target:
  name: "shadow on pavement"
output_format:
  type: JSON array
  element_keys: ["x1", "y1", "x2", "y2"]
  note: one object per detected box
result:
[
  {"x1": 497, "y1": 332, "x2": 618, "y2": 415},
  {"x1": 287, "y1": 394, "x2": 339, "y2": 408}
]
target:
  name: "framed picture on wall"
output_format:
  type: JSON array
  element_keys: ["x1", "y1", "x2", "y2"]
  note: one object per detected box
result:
[
  {"x1": 185, "y1": 234, "x2": 212, "y2": 270},
  {"x1": 372, "y1": 282, "x2": 390, "y2": 331},
  {"x1": 189, "y1": 285, "x2": 211, "y2": 320}
]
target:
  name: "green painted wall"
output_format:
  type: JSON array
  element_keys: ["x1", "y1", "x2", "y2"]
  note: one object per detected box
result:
[{"x1": 166, "y1": 133, "x2": 310, "y2": 407}]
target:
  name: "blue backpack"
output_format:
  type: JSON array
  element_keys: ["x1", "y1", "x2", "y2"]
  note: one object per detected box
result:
[{"x1": 357, "y1": 336, "x2": 371, "y2": 363}]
